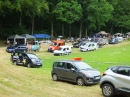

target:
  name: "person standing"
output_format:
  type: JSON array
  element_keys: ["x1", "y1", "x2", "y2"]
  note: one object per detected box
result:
[{"x1": 7, "y1": 40, "x2": 10, "y2": 46}]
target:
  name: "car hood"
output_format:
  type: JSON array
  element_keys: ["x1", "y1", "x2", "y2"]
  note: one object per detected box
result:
[
  {"x1": 80, "y1": 68, "x2": 100, "y2": 77},
  {"x1": 31, "y1": 58, "x2": 42, "y2": 63},
  {"x1": 7, "y1": 46, "x2": 15, "y2": 49}
]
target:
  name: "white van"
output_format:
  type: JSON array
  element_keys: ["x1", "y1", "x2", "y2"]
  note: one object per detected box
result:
[
  {"x1": 117, "y1": 37, "x2": 123, "y2": 43},
  {"x1": 79, "y1": 42, "x2": 98, "y2": 52},
  {"x1": 53, "y1": 46, "x2": 72, "y2": 56}
]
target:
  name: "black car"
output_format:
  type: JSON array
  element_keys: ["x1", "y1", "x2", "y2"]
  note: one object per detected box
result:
[
  {"x1": 10, "y1": 52, "x2": 42, "y2": 68},
  {"x1": 6, "y1": 45, "x2": 28, "y2": 53},
  {"x1": 51, "y1": 59, "x2": 101, "y2": 86},
  {"x1": 72, "y1": 42, "x2": 82, "y2": 48}
]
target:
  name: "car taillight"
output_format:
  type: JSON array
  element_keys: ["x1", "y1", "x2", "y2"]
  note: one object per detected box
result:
[{"x1": 102, "y1": 72, "x2": 106, "y2": 76}]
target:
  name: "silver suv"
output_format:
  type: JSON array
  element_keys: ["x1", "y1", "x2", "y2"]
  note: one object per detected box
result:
[{"x1": 100, "y1": 66, "x2": 130, "y2": 97}]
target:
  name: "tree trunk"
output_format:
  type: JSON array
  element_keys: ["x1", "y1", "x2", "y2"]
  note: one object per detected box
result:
[
  {"x1": 31, "y1": 18, "x2": 34, "y2": 35},
  {"x1": 19, "y1": 12, "x2": 22, "y2": 26},
  {"x1": 62, "y1": 23, "x2": 64, "y2": 36},
  {"x1": 110, "y1": 23, "x2": 113, "y2": 35},
  {"x1": 51, "y1": 19, "x2": 54, "y2": 39},
  {"x1": 79, "y1": 20, "x2": 82, "y2": 38},
  {"x1": 69, "y1": 24, "x2": 71, "y2": 37},
  {"x1": 0, "y1": 16, "x2": 2, "y2": 29},
  {"x1": 120, "y1": 28, "x2": 123, "y2": 33},
  {"x1": 85, "y1": 26, "x2": 88, "y2": 37}
]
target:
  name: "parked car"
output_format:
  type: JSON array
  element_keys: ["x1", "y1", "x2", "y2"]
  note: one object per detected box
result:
[
  {"x1": 79, "y1": 42, "x2": 98, "y2": 52},
  {"x1": 48, "y1": 40, "x2": 65, "y2": 52},
  {"x1": 100, "y1": 66, "x2": 130, "y2": 97},
  {"x1": 51, "y1": 59, "x2": 101, "y2": 86},
  {"x1": 109, "y1": 37, "x2": 118, "y2": 44},
  {"x1": 53, "y1": 46, "x2": 72, "y2": 56},
  {"x1": 117, "y1": 37, "x2": 123, "y2": 43},
  {"x1": 6, "y1": 45, "x2": 28, "y2": 53},
  {"x1": 10, "y1": 52, "x2": 42, "y2": 68},
  {"x1": 72, "y1": 42, "x2": 82, "y2": 48}
]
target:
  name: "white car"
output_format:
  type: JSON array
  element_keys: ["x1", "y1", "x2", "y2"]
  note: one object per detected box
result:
[
  {"x1": 100, "y1": 66, "x2": 130, "y2": 97},
  {"x1": 79, "y1": 42, "x2": 98, "y2": 52},
  {"x1": 53, "y1": 46, "x2": 72, "y2": 56}
]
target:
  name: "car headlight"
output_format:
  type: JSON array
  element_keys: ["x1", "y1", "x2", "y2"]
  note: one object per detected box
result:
[
  {"x1": 31, "y1": 59, "x2": 36, "y2": 62},
  {"x1": 82, "y1": 72, "x2": 92, "y2": 77}
]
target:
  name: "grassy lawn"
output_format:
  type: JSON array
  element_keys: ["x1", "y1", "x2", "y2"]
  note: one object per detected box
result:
[{"x1": 0, "y1": 40, "x2": 130, "y2": 97}]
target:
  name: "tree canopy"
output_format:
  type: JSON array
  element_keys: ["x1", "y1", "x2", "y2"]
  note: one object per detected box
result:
[{"x1": 0, "y1": 0, "x2": 130, "y2": 39}]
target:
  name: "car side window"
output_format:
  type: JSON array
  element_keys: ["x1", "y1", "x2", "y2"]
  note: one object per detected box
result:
[
  {"x1": 111, "y1": 67, "x2": 117, "y2": 73},
  {"x1": 55, "y1": 62, "x2": 65, "y2": 68},
  {"x1": 117, "y1": 67, "x2": 130, "y2": 76},
  {"x1": 88, "y1": 44, "x2": 91, "y2": 47},
  {"x1": 66, "y1": 63, "x2": 73, "y2": 70}
]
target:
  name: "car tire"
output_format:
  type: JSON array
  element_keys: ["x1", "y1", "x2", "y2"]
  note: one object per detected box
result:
[
  {"x1": 86, "y1": 49, "x2": 88, "y2": 52},
  {"x1": 13, "y1": 61, "x2": 17, "y2": 65},
  {"x1": 52, "y1": 74, "x2": 58, "y2": 81},
  {"x1": 77, "y1": 78, "x2": 84, "y2": 86},
  {"x1": 27, "y1": 63, "x2": 31, "y2": 68},
  {"x1": 102, "y1": 84, "x2": 114, "y2": 97}
]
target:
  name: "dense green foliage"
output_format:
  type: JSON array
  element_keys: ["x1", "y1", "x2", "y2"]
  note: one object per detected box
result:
[{"x1": 0, "y1": 0, "x2": 130, "y2": 39}]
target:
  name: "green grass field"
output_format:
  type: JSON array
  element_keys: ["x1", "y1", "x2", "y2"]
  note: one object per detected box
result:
[{"x1": 0, "y1": 40, "x2": 130, "y2": 97}]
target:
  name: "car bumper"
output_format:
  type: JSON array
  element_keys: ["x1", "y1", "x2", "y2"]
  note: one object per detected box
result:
[
  {"x1": 80, "y1": 49, "x2": 86, "y2": 52},
  {"x1": 31, "y1": 62, "x2": 42, "y2": 68},
  {"x1": 6, "y1": 50, "x2": 14, "y2": 53},
  {"x1": 84, "y1": 76, "x2": 101, "y2": 85}
]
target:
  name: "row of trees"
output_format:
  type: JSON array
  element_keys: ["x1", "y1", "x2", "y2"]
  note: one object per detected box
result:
[{"x1": 0, "y1": 0, "x2": 130, "y2": 39}]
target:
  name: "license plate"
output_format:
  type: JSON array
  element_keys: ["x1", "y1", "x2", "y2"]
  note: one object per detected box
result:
[{"x1": 37, "y1": 64, "x2": 41, "y2": 65}]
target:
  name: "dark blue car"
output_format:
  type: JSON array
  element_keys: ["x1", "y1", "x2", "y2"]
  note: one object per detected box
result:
[{"x1": 6, "y1": 45, "x2": 28, "y2": 53}]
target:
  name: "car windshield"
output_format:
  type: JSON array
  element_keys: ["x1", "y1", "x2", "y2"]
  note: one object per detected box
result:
[
  {"x1": 27, "y1": 54, "x2": 38, "y2": 59},
  {"x1": 51, "y1": 42, "x2": 57, "y2": 46},
  {"x1": 82, "y1": 43, "x2": 86, "y2": 46},
  {"x1": 74, "y1": 61, "x2": 92, "y2": 70},
  {"x1": 7, "y1": 46, "x2": 15, "y2": 49},
  {"x1": 58, "y1": 47, "x2": 62, "y2": 50}
]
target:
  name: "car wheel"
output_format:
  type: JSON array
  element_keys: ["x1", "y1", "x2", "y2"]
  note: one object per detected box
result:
[
  {"x1": 27, "y1": 63, "x2": 31, "y2": 68},
  {"x1": 86, "y1": 49, "x2": 88, "y2": 52},
  {"x1": 13, "y1": 61, "x2": 17, "y2": 65},
  {"x1": 102, "y1": 84, "x2": 114, "y2": 97},
  {"x1": 77, "y1": 78, "x2": 84, "y2": 86},
  {"x1": 52, "y1": 74, "x2": 58, "y2": 81}
]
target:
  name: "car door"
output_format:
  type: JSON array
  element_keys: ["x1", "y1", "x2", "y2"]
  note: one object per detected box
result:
[
  {"x1": 88, "y1": 43, "x2": 92, "y2": 50},
  {"x1": 54, "y1": 62, "x2": 67, "y2": 80},
  {"x1": 63, "y1": 62, "x2": 78, "y2": 82},
  {"x1": 114, "y1": 67, "x2": 130, "y2": 89},
  {"x1": 15, "y1": 46, "x2": 21, "y2": 52}
]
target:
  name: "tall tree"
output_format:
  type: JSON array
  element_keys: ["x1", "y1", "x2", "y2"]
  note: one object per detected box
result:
[
  {"x1": 14, "y1": 0, "x2": 49, "y2": 34},
  {"x1": 53, "y1": 0, "x2": 82, "y2": 37},
  {"x1": 113, "y1": 0, "x2": 130, "y2": 33},
  {"x1": 46, "y1": 0, "x2": 61, "y2": 39},
  {"x1": 87, "y1": 0, "x2": 113, "y2": 32},
  {"x1": 107, "y1": 0, "x2": 119, "y2": 34}
]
